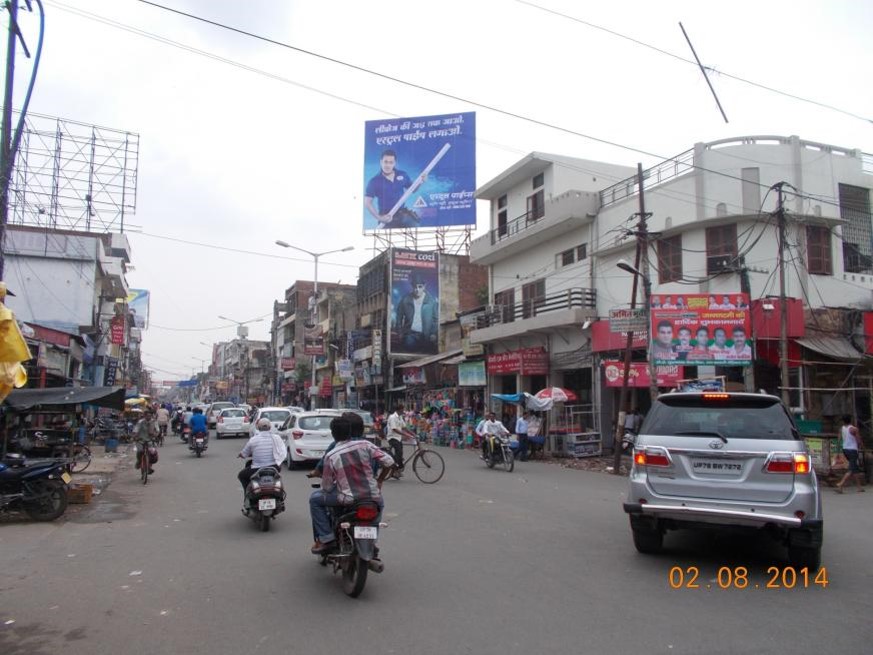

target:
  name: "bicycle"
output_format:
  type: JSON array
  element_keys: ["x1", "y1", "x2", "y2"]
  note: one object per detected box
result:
[
  {"x1": 136, "y1": 440, "x2": 155, "y2": 485},
  {"x1": 66, "y1": 443, "x2": 92, "y2": 474},
  {"x1": 383, "y1": 437, "x2": 445, "y2": 484},
  {"x1": 156, "y1": 423, "x2": 167, "y2": 447}
]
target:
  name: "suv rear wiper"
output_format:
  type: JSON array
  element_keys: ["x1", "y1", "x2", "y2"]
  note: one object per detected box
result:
[{"x1": 674, "y1": 430, "x2": 728, "y2": 443}]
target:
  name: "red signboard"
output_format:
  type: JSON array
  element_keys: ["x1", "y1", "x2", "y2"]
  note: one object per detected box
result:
[
  {"x1": 592, "y1": 320, "x2": 648, "y2": 352},
  {"x1": 603, "y1": 361, "x2": 683, "y2": 388},
  {"x1": 319, "y1": 376, "x2": 332, "y2": 398},
  {"x1": 650, "y1": 293, "x2": 752, "y2": 366},
  {"x1": 281, "y1": 357, "x2": 296, "y2": 371},
  {"x1": 110, "y1": 316, "x2": 125, "y2": 345},
  {"x1": 486, "y1": 347, "x2": 549, "y2": 376},
  {"x1": 865, "y1": 312, "x2": 873, "y2": 354}
]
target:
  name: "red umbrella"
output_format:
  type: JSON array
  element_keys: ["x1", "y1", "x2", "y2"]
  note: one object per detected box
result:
[{"x1": 534, "y1": 387, "x2": 578, "y2": 403}]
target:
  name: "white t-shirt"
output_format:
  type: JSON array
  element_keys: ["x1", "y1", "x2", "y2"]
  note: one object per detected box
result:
[
  {"x1": 841, "y1": 424, "x2": 859, "y2": 450},
  {"x1": 386, "y1": 412, "x2": 406, "y2": 443},
  {"x1": 411, "y1": 296, "x2": 425, "y2": 333}
]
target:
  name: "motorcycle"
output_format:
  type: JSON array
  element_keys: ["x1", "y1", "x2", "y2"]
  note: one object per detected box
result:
[
  {"x1": 243, "y1": 465, "x2": 285, "y2": 532},
  {"x1": 621, "y1": 430, "x2": 637, "y2": 454},
  {"x1": 483, "y1": 432, "x2": 515, "y2": 472},
  {"x1": 190, "y1": 431, "x2": 208, "y2": 457},
  {"x1": 312, "y1": 482, "x2": 386, "y2": 598},
  {"x1": 0, "y1": 453, "x2": 71, "y2": 521},
  {"x1": 180, "y1": 425, "x2": 191, "y2": 444}
]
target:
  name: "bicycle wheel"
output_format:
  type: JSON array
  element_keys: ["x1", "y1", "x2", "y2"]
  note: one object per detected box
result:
[
  {"x1": 412, "y1": 449, "x2": 445, "y2": 484},
  {"x1": 141, "y1": 449, "x2": 149, "y2": 485},
  {"x1": 70, "y1": 445, "x2": 91, "y2": 473}
]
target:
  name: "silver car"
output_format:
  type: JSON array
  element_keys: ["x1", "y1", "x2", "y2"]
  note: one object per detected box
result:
[{"x1": 623, "y1": 392, "x2": 823, "y2": 569}]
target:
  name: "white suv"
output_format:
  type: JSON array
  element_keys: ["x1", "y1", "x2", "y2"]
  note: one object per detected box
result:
[{"x1": 623, "y1": 392, "x2": 823, "y2": 570}]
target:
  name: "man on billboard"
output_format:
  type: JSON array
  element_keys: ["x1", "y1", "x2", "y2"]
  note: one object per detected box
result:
[
  {"x1": 396, "y1": 270, "x2": 438, "y2": 352},
  {"x1": 708, "y1": 327, "x2": 730, "y2": 358},
  {"x1": 675, "y1": 326, "x2": 694, "y2": 361},
  {"x1": 652, "y1": 320, "x2": 677, "y2": 360},
  {"x1": 365, "y1": 149, "x2": 422, "y2": 229},
  {"x1": 729, "y1": 327, "x2": 752, "y2": 359}
]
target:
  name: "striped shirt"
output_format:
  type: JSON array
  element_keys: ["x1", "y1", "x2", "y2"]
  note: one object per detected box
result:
[
  {"x1": 240, "y1": 431, "x2": 285, "y2": 469},
  {"x1": 322, "y1": 439, "x2": 395, "y2": 505}
]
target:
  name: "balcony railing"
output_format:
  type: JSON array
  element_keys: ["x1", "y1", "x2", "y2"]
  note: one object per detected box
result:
[
  {"x1": 476, "y1": 288, "x2": 596, "y2": 328},
  {"x1": 599, "y1": 148, "x2": 695, "y2": 209},
  {"x1": 489, "y1": 207, "x2": 545, "y2": 245}
]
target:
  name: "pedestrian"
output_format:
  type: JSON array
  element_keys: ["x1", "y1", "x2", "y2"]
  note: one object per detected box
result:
[
  {"x1": 835, "y1": 415, "x2": 865, "y2": 493},
  {"x1": 515, "y1": 410, "x2": 530, "y2": 461}
]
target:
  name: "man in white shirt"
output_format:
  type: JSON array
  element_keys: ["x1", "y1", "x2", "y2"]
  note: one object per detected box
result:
[
  {"x1": 237, "y1": 418, "x2": 286, "y2": 495},
  {"x1": 515, "y1": 411, "x2": 530, "y2": 462},
  {"x1": 386, "y1": 405, "x2": 415, "y2": 475},
  {"x1": 835, "y1": 415, "x2": 865, "y2": 493},
  {"x1": 480, "y1": 412, "x2": 509, "y2": 461}
]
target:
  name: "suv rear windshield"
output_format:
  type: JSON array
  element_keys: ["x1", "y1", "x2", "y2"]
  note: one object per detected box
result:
[
  {"x1": 261, "y1": 410, "x2": 290, "y2": 422},
  {"x1": 643, "y1": 395, "x2": 799, "y2": 441}
]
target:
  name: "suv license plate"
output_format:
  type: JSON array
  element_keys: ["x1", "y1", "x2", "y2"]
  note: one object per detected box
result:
[
  {"x1": 354, "y1": 526, "x2": 377, "y2": 539},
  {"x1": 258, "y1": 498, "x2": 276, "y2": 510},
  {"x1": 691, "y1": 458, "x2": 743, "y2": 475}
]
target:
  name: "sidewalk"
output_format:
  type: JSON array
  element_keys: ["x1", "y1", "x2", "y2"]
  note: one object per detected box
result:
[{"x1": 71, "y1": 444, "x2": 133, "y2": 495}]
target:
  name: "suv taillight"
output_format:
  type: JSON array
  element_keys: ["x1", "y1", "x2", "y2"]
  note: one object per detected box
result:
[
  {"x1": 634, "y1": 447, "x2": 671, "y2": 468},
  {"x1": 765, "y1": 453, "x2": 810, "y2": 474}
]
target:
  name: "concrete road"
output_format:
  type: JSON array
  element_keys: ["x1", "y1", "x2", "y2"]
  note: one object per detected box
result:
[{"x1": 1, "y1": 436, "x2": 871, "y2": 655}]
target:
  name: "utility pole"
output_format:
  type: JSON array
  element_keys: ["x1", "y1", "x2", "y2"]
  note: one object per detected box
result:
[
  {"x1": 738, "y1": 257, "x2": 756, "y2": 392},
  {"x1": 774, "y1": 182, "x2": 790, "y2": 406},
  {"x1": 637, "y1": 163, "x2": 658, "y2": 404},
  {"x1": 0, "y1": 0, "x2": 19, "y2": 279}
]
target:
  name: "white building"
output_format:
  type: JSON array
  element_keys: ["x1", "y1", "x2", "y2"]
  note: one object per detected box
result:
[{"x1": 470, "y1": 136, "x2": 873, "y2": 446}]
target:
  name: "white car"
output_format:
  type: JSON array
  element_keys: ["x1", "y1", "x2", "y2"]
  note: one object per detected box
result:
[
  {"x1": 215, "y1": 407, "x2": 250, "y2": 439},
  {"x1": 249, "y1": 407, "x2": 293, "y2": 437},
  {"x1": 207, "y1": 401, "x2": 235, "y2": 429},
  {"x1": 286, "y1": 406, "x2": 305, "y2": 414},
  {"x1": 281, "y1": 410, "x2": 342, "y2": 470}
]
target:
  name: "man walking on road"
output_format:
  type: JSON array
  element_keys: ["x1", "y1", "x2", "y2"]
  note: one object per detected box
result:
[{"x1": 835, "y1": 415, "x2": 866, "y2": 493}]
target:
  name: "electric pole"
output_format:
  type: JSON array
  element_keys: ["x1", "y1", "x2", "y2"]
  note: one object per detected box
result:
[
  {"x1": 637, "y1": 163, "x2": 658, "y2": 404},
  {"x1": 0, "y1": 0, "x2": 19, "y2": 279},
  {"x1": 774, "y1": 182, "x2": 790, "y2": 406}
]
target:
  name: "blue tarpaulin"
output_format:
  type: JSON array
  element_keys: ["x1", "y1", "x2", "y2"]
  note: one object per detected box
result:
[{"x1": 490, "y1": 393, "x2": 525, "y2": 404}]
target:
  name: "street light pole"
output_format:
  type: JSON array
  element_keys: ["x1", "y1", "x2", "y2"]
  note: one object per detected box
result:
[
  {"x1": 218, "y1": 315, "x2": 263, "y2": 404},
  {"x1": 275, "y1": 240, "x2": 354, "y2": 410}
]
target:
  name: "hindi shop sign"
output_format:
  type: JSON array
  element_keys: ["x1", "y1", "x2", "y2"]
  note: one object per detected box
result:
[
  {"x1": 650, "y1": 293, "x2": 752, "y2": 367},
  {"x1": 609, "y1": 308, "x2": 648, "y2": 333},
  {"x1": 486, "y1": 347, "x2": 549, "y2": 376},
  {"x1": 603, "y1": 361, "x2": 683, "y2": 388}
]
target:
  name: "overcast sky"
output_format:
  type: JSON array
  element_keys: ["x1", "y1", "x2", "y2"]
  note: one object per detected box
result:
[{"x1": 12, "y1": 0, "x2": 873, "y2": 380}]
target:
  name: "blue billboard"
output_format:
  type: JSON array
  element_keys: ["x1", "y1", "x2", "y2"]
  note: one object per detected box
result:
[{"x1": 363, "y1": 112, "x2": 476, "y2": 230}]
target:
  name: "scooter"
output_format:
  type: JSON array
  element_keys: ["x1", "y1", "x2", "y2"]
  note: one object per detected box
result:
[
  {"x1": 0, "y1": 453, "x2": 71, "y2": 521},
  {"x1": 311, "y1": 482, "x2": 386, "y2": 598},
  {"x1": 180, "y1": 425, "x2": 191, "y2": 444},
  {"x1": 243, "y1": 465, "x2": 285, "y2": 532}
]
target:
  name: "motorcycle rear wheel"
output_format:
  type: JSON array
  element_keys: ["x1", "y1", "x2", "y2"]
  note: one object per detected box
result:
[
  {"x1": 485, "y1": 453, "x2": 495, "y2": 469},
  {"x1": 260, "y1": 513, "x2": 270, "y2": 532},
  {"x1": 342, "y1": 555, "x2": 368, "y2": 598},
  {"x1": 24, "y1": 481, "x2": 68, "y2": 521}
]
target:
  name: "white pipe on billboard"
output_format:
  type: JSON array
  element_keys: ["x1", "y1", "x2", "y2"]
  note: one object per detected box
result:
[{"x1": 386, "y1": 142, "x2": 452, "y2": 220}]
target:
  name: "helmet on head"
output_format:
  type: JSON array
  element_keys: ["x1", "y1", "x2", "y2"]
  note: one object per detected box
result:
[{"x1": 257, "y1": 418, "x2": 272, "y2": 431}]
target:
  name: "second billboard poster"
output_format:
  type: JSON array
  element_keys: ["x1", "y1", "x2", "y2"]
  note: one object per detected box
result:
[{"x1": 390, "y1": 249, "x2": 439, "y2": 357}]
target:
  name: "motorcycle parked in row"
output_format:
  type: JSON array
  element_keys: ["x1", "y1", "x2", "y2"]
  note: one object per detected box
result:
[
  {"x1": 0, "y1": 453, "x2": 71, "y2": 521},
  {"x1": 483, "y1": 433, "x2": 515, "y2": 472},
  {"x1": 243, "y1": 465, "x2": 285, "y2": 532},
  {"x1": 312, "y1": 482, "x2": 386, "y2": 598}
]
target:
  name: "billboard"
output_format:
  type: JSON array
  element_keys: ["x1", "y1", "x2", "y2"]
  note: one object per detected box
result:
[
  {"x1": 603, "y1": 361, "x2": 683, "y2": 388},
  {"x1": 363, "y1": 112, "x2": 476, "y2": 230},
  {"x1": 390, "y1": 249, "x2": 439, "y2": 356},
  {"x1": 650, "y1": 293, "x2": 751, "y2": 366},
  {"x1": 303, "y1": 325, "x2": 324, "y2": 356},
  {"x1": 122, "y1": 289, "x2": 150, "y2": 329},
  {"x1": 459, "y1": 360, "x2": 486, "y2": 387}
]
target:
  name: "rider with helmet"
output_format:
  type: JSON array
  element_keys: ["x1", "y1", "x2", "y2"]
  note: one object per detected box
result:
[{"x1": 237, "y1": 418, "x2": 286, "y2": 493}]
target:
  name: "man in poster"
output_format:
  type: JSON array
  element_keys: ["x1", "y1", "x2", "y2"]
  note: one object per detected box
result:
[
  {"x1": 364, "y1": 149, "x2": 421, "y2": 228},
  {"x1": 395, "y1": 270, "x2": 438, "y2": 353},
  {"x1": 652, "y1": 320, "x2": 677, "y2": 360}
]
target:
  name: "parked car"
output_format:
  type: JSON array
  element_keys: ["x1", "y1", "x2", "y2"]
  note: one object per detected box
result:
[
  {"x1": 280, "y1": 410, "x2": 343, "y2": 470},
  {"x1": 207, "y1": 401, "x2": 236, "y2": 429},
  {"x1": 215, "y1": 407, "x2": 251, "y2": 439},
  {"x1": 249, "y1": 407, "x2": 293, "y2": 437},
  {"x1": 286, "y1": 406, "x2": 305, "y2": 414},
  {"x1": 623, "y1": 392, "x2": 823, "y2": 570}
]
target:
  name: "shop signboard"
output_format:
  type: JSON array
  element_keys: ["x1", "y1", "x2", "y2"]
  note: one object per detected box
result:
[
  {"x1": 110, "y1": 316, "x2": 125, "y2": 345},
  {"x1": 319, "y1": 376, "x2": 332, "y2": 398},
  {"x1": 609, "y1": 308, "x2": 647, "y2": 333},
  {"x1": 460, "y1": 312, "x2": 485, "y2": 356},
  {"x1": 402, "y1": 367, "x2": 426, "y2": 385},
  {"x1": 303, "y1": 325, "x2": 324, "y2": 356},
  {"x1": 371, "y1": 329, "x2": 383, "y2": 375},
  {"x1": 458, "y1": 360, "x2": 486, "y2": 387},
  {"x1": 603, "y1": 361, "x2": 683, "y2": 388},
  {"x1": 363, "y1": 112, "x2": 476, "y2": 231},
  {"x1": 486, "y1": 347, "x2": 549, "y2": 376},
  {"x1": 281, "y1": 357, "x2": 296, "y2": 371},
  {"x1": 103, "y1": 357, "x2": 119, "y2": 386},
  {"x1": 650, "y1": 293, "x2": 751, "y2": 366},
  {"x1": 337, "y1": 358, "x2": 354, "y2": 381},
  {"x1": 390, "y1": 249, "x2": 439, "y2": 356}
]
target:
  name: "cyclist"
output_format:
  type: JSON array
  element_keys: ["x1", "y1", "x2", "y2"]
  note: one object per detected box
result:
[
  {"x1": 188, "y1": 407, "x2": 208, "y2": 450},
  {"x1": 134, "y1": 411, "x2": 156, "y2": 475},
  {"x1": 155, "y1": 406, "x2": 170, "y2": 439}
]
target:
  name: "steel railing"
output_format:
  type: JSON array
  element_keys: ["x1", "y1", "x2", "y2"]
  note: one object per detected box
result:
[{"x1": 476, "y1": 288, "x2": 596, "y2": 328}]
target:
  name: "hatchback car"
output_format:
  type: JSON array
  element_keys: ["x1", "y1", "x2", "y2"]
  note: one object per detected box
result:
[
  {"x1": 207, "y1": 401, "x2": 236, "y2": 429},
  {"x1": 623, "y1": 392, "x2": 823, "y2": 569},
  {"x1": 281, "y1": 410, "x2": 342, "y2": 469},
  {"x1": 249, "y1": 407, "x2": 293, "y2": 437},
  {"x1": 215, "y1": 407, "x2": 250, "y2": 439}
]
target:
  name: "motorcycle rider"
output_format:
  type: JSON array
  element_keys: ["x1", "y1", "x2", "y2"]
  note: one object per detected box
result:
[
  {"x1": 480, "y1": 412, "x2": 509, "y2": 462},
  {"x1": 237, "y1": 418, "x2": 286, "y2": 496},
  {"x1": 308, "y1": 412, "x2": 377, "y2": 479},
  {"x1": 188, "y1": 407, "x2": 208, "y2": 450},
  {"x1": 309, "y1": 415, "x2": 395, "y2": 555}
]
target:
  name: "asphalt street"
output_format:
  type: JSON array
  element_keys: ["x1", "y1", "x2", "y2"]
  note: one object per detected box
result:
[{"x1": 1, "y1": 435, "x2": 871, "y2": 655}]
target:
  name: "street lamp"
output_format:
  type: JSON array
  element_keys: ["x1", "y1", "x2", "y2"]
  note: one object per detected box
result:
[
  {"x1": 275, "y1": 240, "x2": 355, "y2": 409},
  {"x1": 217, "y1": 315, "x2": 263, "y2": 403}
]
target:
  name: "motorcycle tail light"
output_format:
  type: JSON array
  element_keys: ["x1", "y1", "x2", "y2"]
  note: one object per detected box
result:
[{"x1": 356, "y1": 505, "x2": 379, "y2": 521}]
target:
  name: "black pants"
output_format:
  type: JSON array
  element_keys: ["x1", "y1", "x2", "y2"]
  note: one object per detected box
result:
[
  {"x1": 517, "y1": 433, "x2": 529, "y2": 460},
  {"x1": 238, "y1": 463, "x2": 256, "y2": 492},
  {"x1": 388, "y1": 439, "x2": 403, "y2": 469}
]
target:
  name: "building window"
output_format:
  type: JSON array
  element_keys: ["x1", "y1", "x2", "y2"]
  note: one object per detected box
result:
[
  {"x1": 494, "y1": 288, "x2": 515, "y2": 324},
  {"x1": 657, "y1": 235, "x2": 683, "y2": 283},
  {"x1": 522, "y1": 279, "x2": 546, "y2": 319},
  {"x1": 497, "y1": 195, "x2": 508, "y2": 238},
  {"x1": 533, "y1": 173, "x2": 544, "y2": 189},
  {"x1": 558, "y1": 243, "x2": 588, "y2": 268},
  {"x1": 705, "y1": 224, "x2": 737, "y2": 274},
  {"x1": 576, "y1": 243, "x2": 587, "y2": 261},
  {"x1": 839, "y1": 183, "x2": 873, "y2": 273},
  {"x1": 527, "y1": 189, "x2": 544, "y2": 221},
  {"x1": 806, "y1": 226, "x2": 832, "y2": 275}
]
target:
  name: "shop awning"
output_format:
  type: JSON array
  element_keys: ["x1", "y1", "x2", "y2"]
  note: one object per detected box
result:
[
  {"x1": 3, "y1": 386, "x2": 127, "y2": 412},
  {"x1": 396, "y1": 348, "x2": 463, "y2": 369},
  {"x1": 796, "y1": 337, "x2": 863, "y2": 361},
  {"x1": 442, "y1": 353, "x2": 466, "y2": 365}
]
